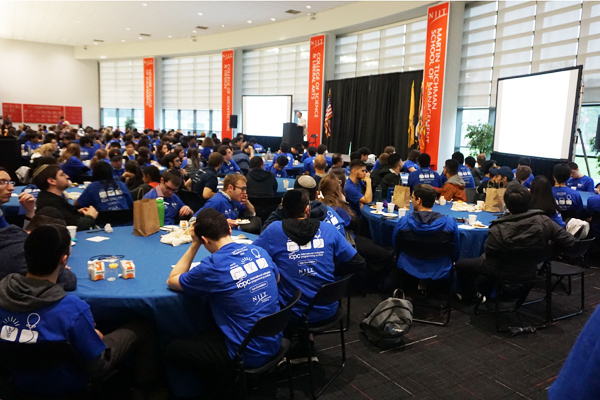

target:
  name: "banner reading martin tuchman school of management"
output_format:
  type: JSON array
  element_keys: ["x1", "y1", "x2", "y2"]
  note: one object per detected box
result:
[{"x1": 421, "y1": 2, "x2": 449, "y2": 169}]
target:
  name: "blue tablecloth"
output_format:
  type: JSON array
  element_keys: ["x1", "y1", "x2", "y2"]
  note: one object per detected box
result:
[
  {"x1": 69, "y1": 226, "x2": 258, "y2": 396},
  {"x1": 361, "y1": 203, "x2": 499, "y2": 259},
  {"x1": 2, "y1": 186, "x2": 84, "y2": 216},
  {"x1": 218, "y1": 177, "x2": 295, "y2": 197}
]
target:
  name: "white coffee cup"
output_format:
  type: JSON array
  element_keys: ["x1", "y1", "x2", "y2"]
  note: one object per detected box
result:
[
  {"x1": 477, "y1": 200, "x2": 484, "y2": 209},
  {"x1": 66, "y1": 225, "x2": 77, "y2": 240},
  {"x1": 468, "y1": 214, "x2": 477, "y2": 226},
  {"x1": 283, "y1": 179, "x2": 289, "y2": 189},
  {"x1": 388, "y1": 203, "x2": 395, "y2": 213},
  {"x1": 439, "y1": 196, "x2": 446, "y2": 206},
  {"x1": 376, "y1": 202, "x2": 384, "y2": 213},
  {"x1": 398, "y1": 209, "x2": 407, "y2": 218}
]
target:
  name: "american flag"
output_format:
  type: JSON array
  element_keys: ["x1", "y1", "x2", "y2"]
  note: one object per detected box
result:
[{"x1": 324, "y1": 89, "x2": 333, "y2": 138}]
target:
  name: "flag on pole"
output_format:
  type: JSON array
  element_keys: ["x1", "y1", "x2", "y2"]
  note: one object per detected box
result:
[
  {"x1": 324, "y1": 89, "x2": 333, "y2": 138},
  {"x1": 415, "y1": 80, "x2": 425, "y2": 152},
  {"x1": 408, "y1": 81, "x2": 416, "y2": 148}
]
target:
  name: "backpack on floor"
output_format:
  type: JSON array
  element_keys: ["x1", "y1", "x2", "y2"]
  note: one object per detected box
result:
[{"x1": 360, "y1": 289, "x2": 413, "y2": 349}]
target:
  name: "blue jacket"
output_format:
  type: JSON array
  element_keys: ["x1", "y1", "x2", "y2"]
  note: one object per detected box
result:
[{"x1": 392, "y1": 211, "x2": 460, "y2": 280}]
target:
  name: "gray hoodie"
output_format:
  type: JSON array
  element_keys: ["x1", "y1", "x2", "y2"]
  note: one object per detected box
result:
[{"x1": 0, "y1": 273, "x2": 66, "y2": 313}]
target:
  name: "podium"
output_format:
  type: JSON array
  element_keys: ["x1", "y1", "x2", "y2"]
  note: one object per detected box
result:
[{"x1": 282, "y1": 123, "x2": 304, "y2": 145}]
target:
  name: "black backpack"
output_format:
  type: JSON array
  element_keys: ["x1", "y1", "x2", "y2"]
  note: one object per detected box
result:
[{"x1": 360, "y1": 290, "x2": 413, "y2": 349}]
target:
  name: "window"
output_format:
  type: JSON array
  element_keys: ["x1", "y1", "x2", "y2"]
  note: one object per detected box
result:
[
  {"x1": 100, "y1": 59, "x2": 144, "y2": 127},
  {"x1": 164, "y1": 109, "x2": 179, "y2": 131},
  {"x1": 334, "y1": 17, "x2": 427, "y2": 79},
  {"x1": 455, "y1": 108, "x2": 491, "y2": 155},
  {"x1": 242, "y1": 41, "x2": 309, "y2": 113}
]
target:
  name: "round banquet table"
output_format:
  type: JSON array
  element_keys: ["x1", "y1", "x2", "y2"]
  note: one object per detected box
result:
[
  {"x1": 3, "y1": 186, "x2": 84, "y2": 216},
  {"x1": 69, "y1": 226, "x2": 257, "y2": 396},
  {"x1": 361, "y1": 202, "x2": 499, "y2": 259}
]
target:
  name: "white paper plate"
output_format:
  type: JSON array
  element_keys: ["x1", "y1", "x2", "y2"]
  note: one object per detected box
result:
[
  {"x1": 370, "y1": 210, "x2": 384, "y2": 215},
  {"x1": 236, "y1": 219, "x2": 251, "y2": 225},
  {"x1": 383, "y1": 212, "x2": 398, "y2": 217}
]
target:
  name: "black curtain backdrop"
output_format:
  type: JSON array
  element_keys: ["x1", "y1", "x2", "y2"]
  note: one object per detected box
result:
[{"x1": 324, "y1": 70, "x2": 423, "y2": 159}]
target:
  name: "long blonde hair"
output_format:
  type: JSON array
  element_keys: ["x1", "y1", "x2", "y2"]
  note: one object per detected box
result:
[
  {"x1": 318, "y1": 174, "x2": 354, "y2": 218},
  {"x1": 34, "y1": 143, "x2": 57, "y2": 157}
]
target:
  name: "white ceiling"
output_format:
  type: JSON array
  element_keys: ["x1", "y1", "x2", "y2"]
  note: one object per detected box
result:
[{"x1": 0, "y1": 1, "x2": 353, "y2": 47}]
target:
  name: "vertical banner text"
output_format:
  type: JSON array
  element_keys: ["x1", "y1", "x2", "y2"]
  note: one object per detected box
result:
[
  {"x1": 308, "y1": 35, "x2": 325, "y2": 144},
  {"x1": 143, "y1": 58, "x2": 155, "y2": 130},
  {"x1": 221, "y1": 50, "x2": 234, "y2": 139}
]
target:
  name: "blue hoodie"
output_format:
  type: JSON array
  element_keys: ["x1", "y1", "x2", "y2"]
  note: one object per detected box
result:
[{"x1": 392, "y1": 211, "x2": 460, "y2": 280}]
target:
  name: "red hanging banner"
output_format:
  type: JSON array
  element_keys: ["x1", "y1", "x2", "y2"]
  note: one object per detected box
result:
[
  {"x1": 421, "y1": 2, "x2": 450, "y2": 169},
  {"x1": 221, "y1": 50, "x2": 234, "y2": 140},
  {"x1": 2, "y1": 103, "x2": 23, "y2": 123},
  {"x1": 308, "y1": 35, "x2": 325, "y2": 145},
  {"x1": 143, "y1": 58, "x2": 155, "y2": 130}
]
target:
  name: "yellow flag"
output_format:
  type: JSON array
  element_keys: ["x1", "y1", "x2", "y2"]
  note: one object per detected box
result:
[{"x1": 407, "y1": 81, "x2": 415, "y2": 148}]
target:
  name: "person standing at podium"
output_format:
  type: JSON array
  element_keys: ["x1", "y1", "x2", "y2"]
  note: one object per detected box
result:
[{"x1": 296, "y1": 111, "x2": 307, "y2": 138}]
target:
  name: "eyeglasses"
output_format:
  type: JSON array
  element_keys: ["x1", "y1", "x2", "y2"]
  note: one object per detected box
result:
[
  {"x1": 234, "y1": 185, "x2": 247, "y2": 192},
  {"x1": 164, "y1": 184, "x2": 179, "y2": 192},
  {"x1": 0, "y1": 179, "x2": 15, "y2": 186}
]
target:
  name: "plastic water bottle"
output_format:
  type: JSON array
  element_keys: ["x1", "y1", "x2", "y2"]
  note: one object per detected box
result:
[
  {"x1": 156, "y1": 197, "x2": 165, "y2": 227},
  {"x1": 374, "y1": 186, "x2": 382, "y2": 203},
  {"x1": 387, "y1": 187, "x2": 394, "y2": 202},
  {"x1": 267, "y1": 148, "x2": 271, "y2": 160}
]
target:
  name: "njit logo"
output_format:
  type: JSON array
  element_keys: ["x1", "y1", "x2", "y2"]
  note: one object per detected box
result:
[
  {"x1": 311, "y1": 37, "x2": 324, "y2": 47},
  {"x1": 144, "y1": 59, "x2": 153, "y2": 66},
  {"x1": 252, "y1": 291, "x2": 271, "y2": 304},
  {"x1": 223, "y1": 51, "x2": 233, "y2": 60}
]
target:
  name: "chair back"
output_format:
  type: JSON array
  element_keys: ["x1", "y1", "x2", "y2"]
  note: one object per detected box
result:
[
  {"x1": 178, "y1": 189, "x2": 205, "y2": 212},
  {"x1": 95, "y1": 209, "x2": 134, "y2": 227},
  {"x1": 249, "y1": 197, "x2": 281, "y2": 223},
  {"x1": 0, "y1": 340, "x2": 87, "y2": 373},
  {"x1": 561, "y1": 238, "x2": 595, "y2": 259},
  {"x1": 394, "y1": 231, "x2": 455, "y2": 260},
  {"x1": 234, "y1": 289, "x2": 302, "y2": 361},
  {"x1": 303, "y1": 275, "x2": 353, "y2": 318},
  {"x1": 465, "y1": 188, "x2": 477, "y2": 204}
]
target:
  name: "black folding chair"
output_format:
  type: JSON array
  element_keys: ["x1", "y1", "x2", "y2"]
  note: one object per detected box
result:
[
  {"x1": 0, "y1": 340, "x2": 111, "y2": 400},
  {"x1": 95, "y1": 209, "x2": 134, "y2": 227},
  {"x1": 249, "y1": 197, "x2": 281, "y2": 224},
  {"x1": 177, "y1": 189, "x2": 205, "y2": 212},
  {"x1": 299, "y1": 274, "x2": 353, "y2": 399},
  {"x1": 233, "y1": 289, "x2": 302, "y2": 399},
  {"x1": 394, "y1": 233, "x2": 456, "y2": 326}
]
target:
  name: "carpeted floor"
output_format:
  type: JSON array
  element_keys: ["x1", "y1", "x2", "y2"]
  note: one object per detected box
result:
[{"x1": 249, "y1": 257, "x2": 600, "y2": 400}]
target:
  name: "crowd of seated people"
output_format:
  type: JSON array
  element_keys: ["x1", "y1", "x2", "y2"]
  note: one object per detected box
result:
[{"x1": 3, "y1": 121, "x2": 600, "y2": 397}]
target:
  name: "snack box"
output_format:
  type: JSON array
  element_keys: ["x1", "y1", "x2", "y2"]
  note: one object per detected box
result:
[
  {"x1": 120, "y1": 260, "x2": 136, "y2": 279},
  {"x1": 87, "y1": 261, "x2": 105, "y2": 281},
  {"x1": 179, "y1": 220, "x2": 189, "y2": 229}
]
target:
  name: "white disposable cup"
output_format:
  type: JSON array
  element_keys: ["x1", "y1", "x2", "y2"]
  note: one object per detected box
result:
[
  {"x1": 376, "y1": 202, "x2": 384, "y2": 213},
  {"x1": 477, "y1": 200, "x2": 484, "y2": 208},
  {"x1": 83, "y1": 181, "x2": 92, "y2": 187},
  {"x1": 283, "y1": 179, "x2": 289, "y2": 188},
  {"x1": 468, "y1": 214, "x2": 477, "y2": 226},
  {"x1": 439, "y1": 197, "x2": 446, "y2": 206},
  {"x1": 398, "y1": 209, "x2": 407, "y2": 218},
  {"x1": 66, "y1": 225, "x2": 77, "y2": 240},
  {"x1": 388, "y1": 203, "x2": 395, "y2": 213}
]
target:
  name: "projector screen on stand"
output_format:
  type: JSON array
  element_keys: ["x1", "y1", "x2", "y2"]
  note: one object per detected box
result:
[
  {"x1": 242, "y1": 95, "x2": 293, "y2": 138},
  {"x1": 493, "y1": 66, "x2": 582, "y2": 160}
]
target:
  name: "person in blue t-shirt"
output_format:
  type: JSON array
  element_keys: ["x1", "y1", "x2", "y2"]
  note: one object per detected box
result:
[
  {"x1": 344, "y1": 159, "x2": 373, "y2": 218},
  {"x1": 196, "y1": 174, "x2": 260, "y2": 234},
  {"x1": 143, "y1": 170, "x2": 193, "y2": 225},
  {"x1": 403, "y1": 149, "x2": 420, "y2": 173},
  {"x1": 76, "y1": 161, "x2": 133, "y2": 211},
  {"x1": 200, "y1": 137, "x2": 215, "y2": 160},
  {"x1": 278, "y1": 142, "x2": 295, "y2": 169},
  {"x1": 59, "y1": 143, "x2": 90, "y2": 179},
  {"x1": 0, "y1": 225, "x2": 159, "y2": 397},
  {"x1": 267, "y1": 155, "x2": 289, "y2": 178},
  {"x1": 124, "y1": 141, "x2": 138, "y2": 161},
  {"x1": 254, "y1": 190, "x2": 365, "y2": 327},
  {"x1": 78, "y1": 136, "x2": 95, "y2": 161},
  {"x1": 552, "y1": 163, "x2": 585, "y2": 220},
  {"x1": 217, "y1": 146, "x2": 241, "y2": 176},
  {"x1": 450, "y1": 151, "x2": 476, "y2": 189},
  {"x1": 511, "y1": 157, "x2": 535, "y2": 188},
  {"x1": 316, "y1": 144, "x2": 333, "y2": 168},
  {"x1": 109, "y1": 150, "x2": 125, "y2": 181},
  {"x1": 372, "y1": 146, "x2": 395, "y2": 171},
  {"x1": 166, "y1": 208, "x2": 281, "y2": 380},
  {"x1": 23, "y1": 130, "x2": 42, "y2": 154},
  {"x1": 588, "y1": 193, "x2": 600, "y2": 236},
  {"x1": 407, "y1": 153, "x2": 442, "y2": 191},
  {"x1": 566, "y1": 161, "x2": 595, "y2": 192},
  {"x1": 303, "y1": 146, "x2": 317, "y2": 176}
]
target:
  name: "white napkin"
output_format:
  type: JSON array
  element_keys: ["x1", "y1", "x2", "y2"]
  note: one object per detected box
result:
[{"x1": 86, "y1": 236, "x2": 110, "y2": 242}]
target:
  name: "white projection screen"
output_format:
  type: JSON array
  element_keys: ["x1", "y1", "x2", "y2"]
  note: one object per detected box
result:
[
  {"x1": 494, "y1": 66, "x2": 582, "y2": 160},
  {"x1": 242, "y1": 95, "x2": 293, "y2": 137}
]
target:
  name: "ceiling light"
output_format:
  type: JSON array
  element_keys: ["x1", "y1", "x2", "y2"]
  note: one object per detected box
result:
[
  {"x1": 198, "y1": 12, "x2": 203, "y2": 16},
  {"x1": 221, "y1": 24, "x2": 225, "y2": 28},
  {"x1": 94, "y1": 42, "x2": 98, "y2": 45},
  {"x1": 270, "y1": 18, "x2": 276, "y2": 21},
  {"x1": 100, "y1": 56, "x2": 106, "y2": 59},
  {"x1": 121, "y1": 39, "x2": 126, "y2": 42},
  {"x1": 247, "y1": 20, "x2": 252, "y2": 24},
  {"x1": 138, "y1": 36, "x2": 143, "y2": 40},
  {"x1": 168, "y1": 35, "x2": 172, "y2": 38},
  {"x1": 62, "y1": 38, "x2": 66, "y2": 41},
  {"x1": 192, "y1": 30, "x2": 197, "y2": 33},
  {"x1": 17, "y1": 36, "x2": 21, "y2": 39},
  {"x1": 126, "y1": 28, "x2": 130, "y2": 30},
  {"x1": 306, "y1": 5, "x2": 312, "y2": 9},
  {"x1": 142, "y1": 3, "x2": 147, "y2": 6},
  {"x1": 76, "y1": 21, "x2": 80, "y2": 24}
]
